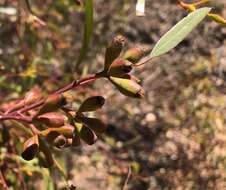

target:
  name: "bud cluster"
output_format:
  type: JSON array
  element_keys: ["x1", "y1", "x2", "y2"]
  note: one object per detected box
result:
[
  {"x1": 21, "y1": 95, "x2": 106, "y2": 167},
  {"x1": 1, "y1": 35, "x2": 150, "y2": 168},
  {"x1": 102, "y1": 35, "x2": 150, "y2": 98}
]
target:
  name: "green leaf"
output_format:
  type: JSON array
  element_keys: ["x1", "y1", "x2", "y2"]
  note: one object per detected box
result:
[
  {"x1": 76, "y1": 0, "x2": 93, "y2": 68},
  {"x1": 150, "y1": 7, "x2": 211, "y2": 58}
]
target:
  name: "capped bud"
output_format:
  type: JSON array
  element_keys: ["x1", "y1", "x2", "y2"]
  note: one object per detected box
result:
[
  {"x1": 39, "y1": 138, "x2": 54, "y2": 168},
  {"x1": 108, "y1": 59, "x2": 133, "y2": 77},
  {"x1": 109, "y1": 76, "x2": 144, "y2": 98},
  {"x1": 41, "y1": 125, "x2": 74, "y2": 143},
  {"x1": 34, "y1": 112, "x2": 66, "y2": 127},
  {"x1": 77, "y1": 96, "x2": 105, "y2": 113},
  {"x1": 6, "y1": 87, "x2": 42, "y2": 113},
  {"x1": 24, "y1": 86, "x2": 42, "y2": 106},
  {"x1": 21, "y1": 135, "x2": 39, "y2": 161},
  {"x1": 208, "y1": 13, "x2": 226, "y2": 25},
  {"x1": 123, "y1": 46, "x2": 150, "y2": 64},
  {"x1": 78, "y1": 117, "x2": 106, "y2": 134},
  {"x1": 37, "y1": 94, "x2": 66, "y2": 115},
  {"x1": 104, "y1": 35, "x2": 126, "y2": 70},
  {"x1": 53, "y1": 135, "x2": 67, "y2": 148},
  {"x1": 80, "y1": 126, "x2": 97, "y2": 145}
]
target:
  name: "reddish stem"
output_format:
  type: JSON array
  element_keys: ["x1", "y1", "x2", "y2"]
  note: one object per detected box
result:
[{"x1": 0, "y1": 73, "x2": 100, "y2": 123}]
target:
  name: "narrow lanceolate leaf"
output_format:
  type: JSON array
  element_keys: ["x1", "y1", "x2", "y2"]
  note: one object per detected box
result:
[
  {"x1": 76, "y1": 0, "x2": 93, "y2": 68},
  {"x1": 150, "y1": 7, "x2": 211, "y2": 58}
]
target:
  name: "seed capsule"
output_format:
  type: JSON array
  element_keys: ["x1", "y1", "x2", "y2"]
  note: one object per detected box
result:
[
  {"x1": 123, "y1": 46, "x2": 150, "y2": 64},
  {"x1": 109, "y1": 76, "x2": 144, "y2": 98},
  {"x1": 53, "y1": 135, "x2": 67, "y2": 148},
  {"x1": 6, "y1": 86, "x2": 42, "y2": 113},
  {"x1": 77, "y1": 96, "x2": 105, "y2": 113},
  {"x1": 104, "y1": 35, "x2": 126, "y2": 70},
  {"x1": 21, "y1": 135, "x2": 39, "y2": 161},
  {"x1": 24, "y1": 86, "x2": 42, "y2": 106},
  {"x1": 108, "y1": 59, "x2": 132, "y2": 77},
  {"x1": 34, "y1": 112, "x2": 66, "y2": 127},
  {"x1": 41, "y1": 125, "x2": 74, "y2": 143},
  {"x1": 37, "y1": 94, "x2": 66, "y2": 115}
]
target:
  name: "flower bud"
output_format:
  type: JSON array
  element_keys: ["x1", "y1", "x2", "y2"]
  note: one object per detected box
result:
[
  {"x1": 21, "y1": 135, "x2": 39, "y2": 161},
  {"x1": 104, "y1": 35, "x2": 126, "y2": 70},
  {"x1": 37, "y1": 94, "x2": 66, "y2": 115},
  {"x1": 34, "y1": 112, "x2": 66, "y2": 127},
  {"x1": 41, "y1": 125, "x2": 74, "y2": 143},
  {"x1": 5, "y1": 87, "x2": 42, "y2": 113},
  {"x1": 109, "y1": 76, "x2": 145, "y2": 98},
  {"x1": 24, "y1": 86, "x2": 42, "y2": 106},
  {"x1": 77, "y1": 96, "x2": 105, "y2": 113},
  {"x1": 53, "y1": 135, "x2": 67, "y2": 148},
  {"x1": 78, "y1": 117, "x2": 106, "y2": 134},
  {"x1": 123, "y1": 46, "x2": 150, "y2": 64},
  {"x1": 108, "y1": 59, "x2": 132, "y2": 77},
  {"x1": 80, "y1": 126, "x2": 97, "y2": 145}
]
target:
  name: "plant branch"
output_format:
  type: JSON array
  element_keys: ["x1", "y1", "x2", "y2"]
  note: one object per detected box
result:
[{"x1": 0, "y1": 73, "x2": 101, "y2": 124}]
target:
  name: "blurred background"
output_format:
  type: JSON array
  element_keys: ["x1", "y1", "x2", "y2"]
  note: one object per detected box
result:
[{"x1": 0, "y1": 0, "x2": 226, "y2": 189}]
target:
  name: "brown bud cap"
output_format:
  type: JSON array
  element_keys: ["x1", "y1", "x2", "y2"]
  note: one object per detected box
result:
[
  {"x1": 78, "y1": 117, "x2": 106, "y2": 134},
  {"x1": 123, "y1": 46, "x2": 150, "y2": 64},
  {"x1": 77, "y1": 96, "x2": 105, "y2": 113},
  {"x1": 108, "y1": 59, "x2": 133, "y2": 77},
  {"x1": 104, "y1": 35, "x2": 126, "y2": 70},
  {"x1": 37, "y1": 94, "x2": 66, "y2": 115},
  {"x1": 80, "y1": 126, "x2": 97, "y2": 145},
  {"x1": 34, "y1": 112, "x2": 66, "y2": 127},
  {"x1": 21, "y1": 135, "x2": 39, "y2": 161},
  {"x1": 109, "y1": 76, "x2": 145, "y2": 98},
  {"x1": 53, "y1": 135, "x2": 67, "y2": 148}
]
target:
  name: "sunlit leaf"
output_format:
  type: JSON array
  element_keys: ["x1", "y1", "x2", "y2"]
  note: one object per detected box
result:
[{"x1": 150, "y1": 8, "x2": 211, "y2": 58}]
